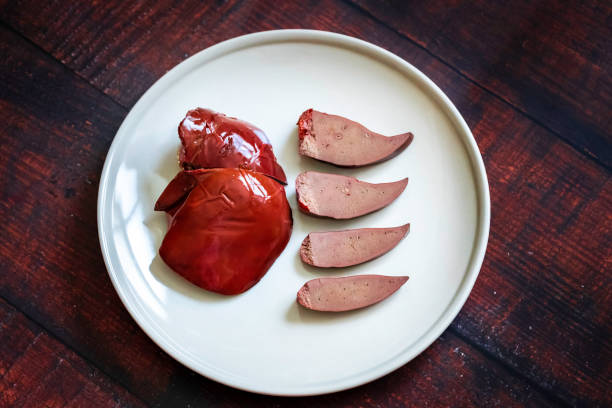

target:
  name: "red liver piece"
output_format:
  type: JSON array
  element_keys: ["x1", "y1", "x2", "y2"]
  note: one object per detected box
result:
[
  {"x1": 157, "y1": 168, "x2": 292, "y2": 295},
  {"x1": 179, "y1": 108, "x2": 287, "y2": 183},
  {"x1": 154, "y1": 170, "x2": 198, "y2": 213}
]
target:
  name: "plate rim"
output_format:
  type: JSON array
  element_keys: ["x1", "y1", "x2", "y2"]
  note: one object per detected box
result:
[{"x1": 97, "y1": 29, "x2": 491, "y2": 396}]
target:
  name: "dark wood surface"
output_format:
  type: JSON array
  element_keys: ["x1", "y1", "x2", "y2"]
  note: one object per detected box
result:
[{"x1": 0, "y1": 0, "x2": 610, "y2": 406}]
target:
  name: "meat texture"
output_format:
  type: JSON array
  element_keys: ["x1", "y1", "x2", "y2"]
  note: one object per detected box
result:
[
  {"x1": 297, "y1": 109, "x2": 413, "y2": 166},
  {"x1": 156, "y1": 168, "x2": 292, "y2": 295},
  {"x1": 154, "y1": 170, "x2": 198, "y2": 215},
  {"x1": 297, "y1": 275, "x2": 409, "y2": 312},
  {"x1": 295, "y1": 171, "x2": 408, "y2": 219},
  {"x1": 180, "y1": 108, "x2": 287, "y2": 183},
  {"x1": 300, "y1": 224, "x2": 410, "y2": 267}
]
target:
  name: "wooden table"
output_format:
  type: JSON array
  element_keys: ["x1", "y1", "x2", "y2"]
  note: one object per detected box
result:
[{"x1": 0, "y1": 1, "x2": 610, "y2": 406}]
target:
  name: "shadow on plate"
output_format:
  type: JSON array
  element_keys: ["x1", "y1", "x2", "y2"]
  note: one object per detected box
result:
[
  {"x1": 284, "y1": 299, "x2": 369, "y2": 324},
  {"x1": 149, "y1": 252, "x2": 230, "y2": 303}
]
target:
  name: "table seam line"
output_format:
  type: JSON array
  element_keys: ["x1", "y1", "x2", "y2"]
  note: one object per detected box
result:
[
  {"x1": 0, "y1": 20, "x2": 131, "y2": 112},
  {"x1": 341, "y1": 0, "x2": 611, "y2": 173},
  {"x1": 0, "y1": 294, "x2": 150, "y2": 408},
  {"x1": 449, "y1": 325, "x2": 572, "y2": 407}
]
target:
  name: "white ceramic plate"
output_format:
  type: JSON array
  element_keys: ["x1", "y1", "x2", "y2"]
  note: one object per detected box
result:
[{"x1": 98, "y1": 30, "x2": 490, "y2": 396}]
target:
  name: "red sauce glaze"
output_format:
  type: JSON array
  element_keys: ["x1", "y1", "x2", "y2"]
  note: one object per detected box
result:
[
  {"x1": 158, "y1": 168, "x2": 292, "y2": 295},
  {"x1": 179, "y1": 108, "x2": 287, "y2": 184}
]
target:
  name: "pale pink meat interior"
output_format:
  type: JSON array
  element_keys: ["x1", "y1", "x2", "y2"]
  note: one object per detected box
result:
[
  {"x1": 296, "y1": 171, "x2": 408, "y2": 219},
  {"x1": 301, "y1": 224, "x2": 410, "y2": 267}
]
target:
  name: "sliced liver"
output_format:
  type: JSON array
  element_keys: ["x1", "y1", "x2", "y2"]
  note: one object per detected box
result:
[
  {"x1": 297, "y1": 275, "x2": 409, "y2": 312},
  {"x1": 297, "y1": 109, "x2": 413, "y2": 166},
  {"x1": 300, "y1": 224, "x2": 410, "y2": 267},
  {"x1": 295, "y1": 171, "x2": 408, "y2": 219}
]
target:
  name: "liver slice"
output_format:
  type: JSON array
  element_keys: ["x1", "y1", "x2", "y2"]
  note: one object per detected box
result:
[
  {"x1": 295, "y1": 171, "x2": 408, "y2": 219},
  {"x1": 297, "y1": 275, "x2": 409, "y2": 312},
  {"x1": 300, "y1": 224, "x2": 410, "y2": 267},
  {"x1": 297, "y1": 109, "x2": 413, "y2": 166}
]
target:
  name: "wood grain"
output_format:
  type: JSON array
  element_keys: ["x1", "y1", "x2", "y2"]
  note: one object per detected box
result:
[
  {"x1": 0, "y1": 0, "x2": 609, "y2": 406},
  {"x1": 0, "y1": 298, "x2": 146, "y2": 407},
  {"x1": 150, "y1": 332, "x2": 560, "y2": 408},
  {"x1": 2, "y1": 0, "x2": 609, "y2": 168},
  {"x1": 455, "y1": 86, "x2": 612, "y2": 406},
  {"x1": 0, "y1": 26, "x2": 177, "y2": 403},
  {"x1": 0, "y1": 24, "x2": 563, "y2": 406},
  {"x1": 0, "y1": 23, "x2": 564, "y2": 406},
  {"x1": 349, "y1": 0, "x2": 612, "y2": 168},
  {"x1": 0, "y1": 0, "x2": 242, "y2": 107}
]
